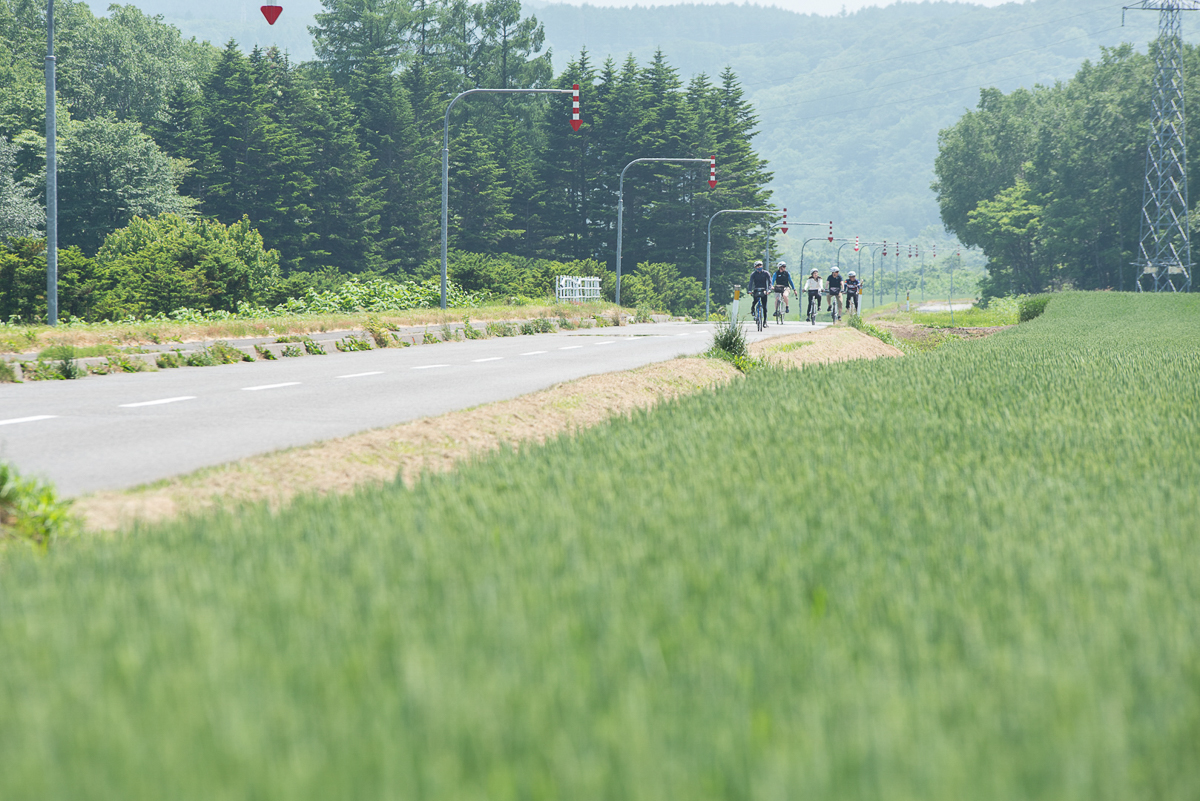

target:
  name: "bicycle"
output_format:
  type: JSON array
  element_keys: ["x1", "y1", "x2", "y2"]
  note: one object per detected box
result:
[
  {"x1": 752, "y1": 288, "x2": 769, "y2": 331},
  {"x1": 806, "y1": 291, "x2": 820, "y2": 325},
  {"x1": 773, "y1": 288, "x2": 787, "y2": 325},
  {"x1": 827, "y1": 290, "x2": 842, "y2": 323}
]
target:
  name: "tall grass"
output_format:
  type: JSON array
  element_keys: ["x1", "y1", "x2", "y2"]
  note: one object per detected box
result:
[{"x1": 2, "y1": 293, "x2": 1199, "y2": 799}]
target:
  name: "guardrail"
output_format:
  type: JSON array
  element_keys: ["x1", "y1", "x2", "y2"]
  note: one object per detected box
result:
[{"x1": 555, "y1": 276, "x2": 602, "y2": 303}]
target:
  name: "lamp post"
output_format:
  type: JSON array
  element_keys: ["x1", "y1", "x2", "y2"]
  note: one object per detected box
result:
[
  {"x1": 856, "y1": 242, "x2": 883, "y2": 308},
  {"x1": 616, "y1": 156, "x2": 715, "y2": 306},
  {"x1": 705, "y1": 208, "x2": 778, "y2": 320},
  {"x1": 45, "y1": 0, "x2": 57, "y2": 325},
  {"x1": 442, "y1": 86, "x2": 579, "y2": 309}
]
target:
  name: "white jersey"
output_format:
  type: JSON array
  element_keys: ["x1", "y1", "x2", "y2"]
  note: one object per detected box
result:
[{"x1": 804, "y1": 276, "x2": 823, "y2": 292}]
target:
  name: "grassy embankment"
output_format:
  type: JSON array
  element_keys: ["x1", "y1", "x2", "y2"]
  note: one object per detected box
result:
[
  {"x1": 0, "y1": 301, "x2": 625, "y2": 354},
  {"x1": 2, "y1": 293, "x2": 1199, "y2": 799}
]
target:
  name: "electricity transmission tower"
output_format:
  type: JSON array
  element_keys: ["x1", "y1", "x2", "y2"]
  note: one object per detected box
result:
[{"x1": 1126, "y1": 2, "x2": 1200, "y2": 292}]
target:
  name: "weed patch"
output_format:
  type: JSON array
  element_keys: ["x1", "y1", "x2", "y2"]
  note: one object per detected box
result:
[{"x1": 0, "y1": 463, "x2": 74, "y2": 551}]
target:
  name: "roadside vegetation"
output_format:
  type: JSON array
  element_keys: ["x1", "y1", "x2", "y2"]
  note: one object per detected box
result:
[
  {"x1": 0, "y1": 463, "x2": 75, "y2": 551},
  {"x1": 2, "y1": 293, "x2": 1196, "y2": 798}
]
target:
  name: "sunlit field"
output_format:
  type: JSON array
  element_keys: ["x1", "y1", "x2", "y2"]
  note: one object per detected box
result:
[{"x1": 2, "y1": 293, "x2": 1198, "y2": 799}]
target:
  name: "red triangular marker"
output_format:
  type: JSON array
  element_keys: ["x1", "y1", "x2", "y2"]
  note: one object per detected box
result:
[{"x1": 261, "y1": 5, "x2": 282, "y2": 24}]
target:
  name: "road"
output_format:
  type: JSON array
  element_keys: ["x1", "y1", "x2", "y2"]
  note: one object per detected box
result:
[{"x1": 0, "y1": 320, "x2": 824, "y2": 495}]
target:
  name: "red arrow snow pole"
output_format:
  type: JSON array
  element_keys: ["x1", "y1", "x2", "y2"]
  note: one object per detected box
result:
[
  {"x1": 854, "y1": 235, "x2": 860, "y2": 253},
  {"x1": 781, "y1": 208, "x2": 788, "y2": 235},
  {"x1": 570, "y1": 84, "x2": 581, "y2": 131},
  {"x1": 260, "y1": 4, "x2": 282, "y2": 24},
  {"x1": 708, "y1": 156, "x2": 716, "y2": 188},
  {"x1": 828, "y1": 221, "x2": 834, "y2": 243}
]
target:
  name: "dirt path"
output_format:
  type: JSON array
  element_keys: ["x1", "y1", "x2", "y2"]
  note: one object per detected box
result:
[{"x1": 77, "y1": 326, "x2": 900, "y2": 532}]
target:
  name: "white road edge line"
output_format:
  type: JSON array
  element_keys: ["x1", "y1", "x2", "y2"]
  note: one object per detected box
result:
[
  {"x1": 0, "y1": 415, "x2": 57, "y2": 426},
  {"x1": 119, "y1": 396, "x2": 196, "y2": 408},
  {"x1": 520, "y1": 351, "x2": 547, "y2": 356},
  {"x1": 472, "y1": 357, "x2": 503, "y2": 363},
  {"x1": 559, "y1": 345, "x2": 582, "y2": 350},
  {"x1": 242, "y1": 382, "x2": 302, "y2": 391},
  {"x1": 412, "y1": 364, "x2": 450, "y2": 370},
  {"x1": 337, "y1": 371, "x2": 384, "y2": 378}
]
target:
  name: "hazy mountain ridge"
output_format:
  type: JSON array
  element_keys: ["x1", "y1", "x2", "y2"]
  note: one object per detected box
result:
[{"x1": 83, "y1": 0, "x2": 1193, "y2": 258}]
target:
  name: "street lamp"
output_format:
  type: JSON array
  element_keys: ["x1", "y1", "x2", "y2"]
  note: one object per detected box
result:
[
  {"x1": 45, "y1": 0, "x2": 58, "y2": 325},
  {"x1": 441, "y1": 85, "x2": 579, "y2": 309},
  {"x1": 616, "y1": 156, "x2": 715, "y2": 306},
  {"x1": 705, "y1": 208, "x2": 779, "y2": 320}
]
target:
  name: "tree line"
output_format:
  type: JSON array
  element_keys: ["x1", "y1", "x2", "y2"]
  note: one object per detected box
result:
[
  {"x1": 933, "y1": 43, "x2": 1200, "y2": 298},
  {"x1": 0, "y1": 0, "x2": 773, "y2": 319}
]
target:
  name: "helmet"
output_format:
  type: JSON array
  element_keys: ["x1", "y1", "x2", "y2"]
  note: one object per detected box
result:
[
  {"x1": 848, "y1": 271, "x2": 856, "y2": 277},
  {"x1": 777, "y1": 261, "x2": 787, "y2": 268},
  {"x1": 810, "y1": 269, "x2": 819, "y2": 275},
  {"x1": 754, "y1": 260, "x2": 764, "y2": 268},
  {"x1": 831, "y1": 267, "x2": 840, "y2": 272}
]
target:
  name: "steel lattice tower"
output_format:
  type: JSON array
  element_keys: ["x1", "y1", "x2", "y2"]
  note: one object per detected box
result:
[{"x1": 1127, "y1": 2, "x2": 1200, "y2": 292}]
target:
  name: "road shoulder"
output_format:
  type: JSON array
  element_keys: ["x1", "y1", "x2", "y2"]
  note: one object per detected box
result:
[{"x1": 77, "y1": 326, "x2": 898, "y2": 532}]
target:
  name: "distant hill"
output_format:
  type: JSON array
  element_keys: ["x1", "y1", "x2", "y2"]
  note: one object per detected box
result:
[{"x1": 83, "y1": 0, "x2": 1195, "y2": 260}]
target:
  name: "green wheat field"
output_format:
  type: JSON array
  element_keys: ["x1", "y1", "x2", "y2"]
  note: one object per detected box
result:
[{"x1": 2, "y1": 293, "x2": 1198, "y2": 799}]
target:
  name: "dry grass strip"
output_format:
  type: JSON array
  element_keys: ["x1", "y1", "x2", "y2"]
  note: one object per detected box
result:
[
  {"x1": 750, "y1": 325, "x2": 904, "y2": 367},
  {"x1": 76, "y1": 326, "x2": 901, "y2": 533},
  {"x1": 77, "y1": 358, "x2": 738, "y2": 532}
]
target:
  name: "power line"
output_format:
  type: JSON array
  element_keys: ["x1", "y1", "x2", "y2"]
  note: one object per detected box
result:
[
  {"x1": 755, "y1": 68, "x2": 1052, "y2": 129},
  {"x1": 755, "y1": 24, "x2": 1124, "y2": 115},
  {"x1": 733, "y1": 1, "x2": 1128, "y2": 91}
]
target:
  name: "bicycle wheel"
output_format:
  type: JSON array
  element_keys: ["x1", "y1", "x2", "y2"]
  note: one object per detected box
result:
[{"x1": 756, "y1": 301, "x2": 765, "y2": 331}]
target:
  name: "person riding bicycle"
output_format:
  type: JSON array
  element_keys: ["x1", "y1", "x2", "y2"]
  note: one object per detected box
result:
[
  {"x1": 772, "y1": 261, "x2": 795, "y2": 314},
  {"x1": 804, "y1": 268, "x2": 823, "y2": 319},
  {"x1": 843, "y1": 270, "x2": 862, "y2": 314},
  {"x1": 826, "y1": 267, "x2": 844, "y2": 320},
  {"x1": 748, "y1": 260, "x2": 772, "y2": 325}
]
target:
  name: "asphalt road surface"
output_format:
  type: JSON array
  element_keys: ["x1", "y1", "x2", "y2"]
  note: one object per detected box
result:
[{"x1": 0, "y1": 320, "x2": 826, "y2": 495}]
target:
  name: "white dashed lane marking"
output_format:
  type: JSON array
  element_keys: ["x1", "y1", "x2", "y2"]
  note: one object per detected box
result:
[
  {"x1": 412, "y1": 364, "x2": 450, "y2": 370},
  {"x1": 595, "y1": 341, "x2": 616, "y2": 345},
  {"x1": 472, "y1": 357, "x2": 503, "y2": 363},
  {"x1": 337, "y1": 371, "x2": 384, "y2": 379},
  {"x1": 119, "y1": 396, "x2": 196, "y2": 408},
  {"x1": 520, "y1": 351, "x2": 547, "y2": 356},
  {"x1": 242, "y1": 382, "x2": 302, "y2": 391},
  {"x1": 559, "y1": 346, "x2": 582, "y2": 350},
  {"x1": 0, "y1": 415, "x2": 57, "y2": 426}
]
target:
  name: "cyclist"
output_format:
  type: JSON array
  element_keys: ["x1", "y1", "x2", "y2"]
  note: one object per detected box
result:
[
  {"x1": 826, "y1": 266, "x2": 844, "y2": 321},
  {"x1": 843, "y1": 270, "x2": 862, "y2": 315},
  {"x1": 772, "y1": 260, "x2": 795, "y2": 316},
  {"x1": 804, "y1": 268, "x2": 823, "y2": 320},
  {"x1": 748, "y1": 260, "x2": 772, "y2": 326}
]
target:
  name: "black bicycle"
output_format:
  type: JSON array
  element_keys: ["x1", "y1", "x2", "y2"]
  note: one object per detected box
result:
[
  {"x1": 752, "y1": 288, "x2": 769, "y2": 331},
  {"x1": 773, "y1": 287, "x2": 786, "y2": 325},
  {"x1": 807, "y1": 291, "x2": 820, "y2": 325},
  {"x1": 827, "y1": 289, "x2": 842, "y2": 323}
]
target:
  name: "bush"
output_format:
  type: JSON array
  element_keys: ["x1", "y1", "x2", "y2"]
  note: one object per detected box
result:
[
  {"x1": 303, "y1": 339, "x2": 326, "y2": 356},
  {"x1": 1019, "y1": 295, "x2": 1051, "y2": 322},
  {"x1": 0, "y1": 463, "x2": 74, "y2": 551},
  {"x1": 709, "y1": 318, "x2": 748, "y2": 359},
  {"x1": 621, "y1": 262, "x2": 704, "y2": 316},
  {"x1": 336, "y1": 335, "x2": 373, "y2": 352},
  {"x1": 0, "y1": 239, "x2": 103, "y2": 323},
  {"x1": 0, "y1": 361, "x2": 17, "y2": 382},
  {"x1": 486, "y1": 321, "x2": 517, "y2": 337},
  {"x1": 94, "y1": 214, "x2": 281, "y2": 319},
  {"x1": 519, "y1": 318, "x2": 554, "y2": 335}
]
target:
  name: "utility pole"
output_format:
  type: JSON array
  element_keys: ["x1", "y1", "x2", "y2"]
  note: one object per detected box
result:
[
  {"x1": 45, "y1": 0, "x2": 58, "y2": 325},
  {"x1": 1125, "y1": 1, "x2": 1200, "y2": 292}
]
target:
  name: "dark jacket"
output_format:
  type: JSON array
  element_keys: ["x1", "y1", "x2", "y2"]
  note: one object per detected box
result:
[
  {"x1": 826, "y1": 273, "x2": 844, "y2": 292},
  {"x1": 773, "y1": 268, "x2": 795, "y2": 290},
  {"x1": 749, "y1": 269, "x2": 772, "y2": 292}
]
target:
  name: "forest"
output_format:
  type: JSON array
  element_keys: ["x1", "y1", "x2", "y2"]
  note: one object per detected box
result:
[
  {"x1": 0, "y1": 0, "x2": 772, "y2": 321},
  {"x1": 933, "y1": 42, "x2": 1200, "y2": 298}
]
